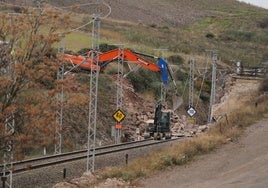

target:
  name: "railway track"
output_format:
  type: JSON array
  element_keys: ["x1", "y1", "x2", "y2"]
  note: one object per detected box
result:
[{"x1": 0, "y1": 137, "x2": 182, "y2": 176}]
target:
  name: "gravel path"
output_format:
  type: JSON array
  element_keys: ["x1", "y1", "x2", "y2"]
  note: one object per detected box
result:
[{"x1": 137, "y1": 118, "x2": 268, "y2": 188}]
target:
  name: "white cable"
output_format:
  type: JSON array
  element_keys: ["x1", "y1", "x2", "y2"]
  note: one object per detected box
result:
[
  {"x1": 0, "y1": 0, "x2": 112, "y2": 33},
  {"x1": 181, "y1": 77, "x2": 188, "y2": 101},
  {"x1": 195, "y1": 56, "x2": 209, "y2": 108},
  {"x1": 102, "y1": 0, "x2": 112, "y2": 18}
]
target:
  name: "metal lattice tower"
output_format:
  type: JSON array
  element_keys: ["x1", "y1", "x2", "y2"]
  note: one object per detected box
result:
[
  {"x1": 54, "y1": 65, "x2": 64, "y2": 154},
  {"x1": 208, "y1": 51, "x2": 217, "y2": 123},
  {"x1": 2, "y1": 115, "x2": 14, "y2": 188},
  {"x1": 115, "y1": 47, "x2": 124, "y2": 144},
  {"x1": 86, "y1": 16, "x2": 100, "y2": 173},
  {"x1": 54, "y1": 36, "x2": 65, "y2": 155},
  {"x1": 2, "y1": 60, "x2": 15, "y2": 188},
  {"x1": 189, "y1": 57, "x2": 195, "y2": 107}
]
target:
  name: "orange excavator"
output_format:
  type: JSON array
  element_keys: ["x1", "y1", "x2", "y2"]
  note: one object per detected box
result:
[{"x1": 62, "y1": 48, "x2": 173, "y2": 86}]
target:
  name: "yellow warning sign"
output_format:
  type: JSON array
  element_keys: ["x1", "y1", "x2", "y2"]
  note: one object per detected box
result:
[{"x1": 112, "y1": 109, "x2": 126, "y2": 122}]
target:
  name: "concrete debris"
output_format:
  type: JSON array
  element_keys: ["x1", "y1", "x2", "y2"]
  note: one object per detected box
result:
[
  {"x1": 116, "y1": 75, "x2": 212, "y2": 141},
  {"x1": 53, "y1": 171, "x2": 99, "y2": 188},
  {"x1": 128, "y1": 105, "x2": 209, "y2": 139},
  {"x1": 198, "y1": 125, "x2": 208, "y2": 132}
]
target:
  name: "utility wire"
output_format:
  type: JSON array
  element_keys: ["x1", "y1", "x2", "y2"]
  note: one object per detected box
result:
[
  {"x1": 195, "y1": 56, "x2": 209, "y2": 109},
  {"x1": 0, "y1": 0, "x2": 111, "y2": 34}
]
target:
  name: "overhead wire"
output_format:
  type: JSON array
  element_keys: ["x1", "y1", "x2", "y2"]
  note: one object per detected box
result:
[
  {"x1": 53, "y1": 0, "x2": 111, "y2": 34},
  {"x1": 195, "y1": 55, "x2": 210, "y2": 109},
  {"x1": 0, "y1": 0, "x2": 112, "y2": 34},
  {"x1": 181, "y1": 76, "x2": 188, "y2": 105}
]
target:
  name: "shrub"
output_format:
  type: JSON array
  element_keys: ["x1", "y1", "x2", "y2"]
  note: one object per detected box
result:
[
  {"x1": 206, "y1": 32, "x2": 215, "y2": 39},
  {"x1": 149, "y1": 23, "x2": 157, "y2": 28},
  {"x1": 102, "y1": 164, "x2": 146, "y2": 181},
  {"x1": 221, "y1": 30, "x2": 257, "y2": 42},
  {"x1": 99, "y1": 43, "x2": 118, "y2": 52},
  {"x1": 168, "y1": 55, "x2": 184, "y2": 65},
  {"x1": 77, "y1": 43, "x2": 118, "y2": 54},
  {"x1": 258, "y1": 17, "x2": 268, "y2": 29},
  {"x1": 259, "y1": 77, "x2": 268, "y2": 92},
  {"x1": 127, "y1": 69, "x2": 160, "y2": 94},
  {"x1": 179, "y1": 46, "x2": 191, "y2": 54},
  {"x1": 13, "y1": 6, "x2": 25, "y2": 13},
  {"x1": 172, "y1": 69, "x2": 188, "y2": 82},
  {"x1": 77, "y1": 47, "x2": 91, "y2": 55}
]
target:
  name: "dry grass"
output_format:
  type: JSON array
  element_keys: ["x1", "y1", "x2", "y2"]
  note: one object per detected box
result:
[
  {"x1": 101, "y1": 133, "x2": 226, "y2": 182},
  {"x1": 100, "y1": 93, "x2": 268, "y2": 183}
]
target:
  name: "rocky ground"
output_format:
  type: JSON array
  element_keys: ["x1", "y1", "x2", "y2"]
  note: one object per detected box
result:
[{"x1": 117, "y1": 74, "x2": 207, "y2": 142}]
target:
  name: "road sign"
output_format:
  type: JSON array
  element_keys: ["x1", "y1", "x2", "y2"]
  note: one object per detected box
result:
[
  {"x1": 113, "y1": 109, "x2": 126, "y2": 122},
  {"x1": 115, "y1": 123, "x2": 122, "y2": 129},
  {"x1": 188, "y1": 117, "x2": 196, "y2": 124},
  {"x1": 186, "y1": 105, "x2": 197, "y2": 117}
]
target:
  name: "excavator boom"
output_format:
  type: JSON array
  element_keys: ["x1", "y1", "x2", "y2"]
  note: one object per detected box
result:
[
  {"x1": 97, "y1": 49, "x2": 161, "y2": 72},
  {"x1": 62, "y1": 48, "x2": 161, "y2": 72}
]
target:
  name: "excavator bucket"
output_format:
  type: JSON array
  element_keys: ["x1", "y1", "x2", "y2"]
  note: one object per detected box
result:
[
  {"x1": 172, "y1": 94, "x2": 183, "y2": 111},
  {"x1": 157, "y1": 58, "x2": 169, "y2": 86}
]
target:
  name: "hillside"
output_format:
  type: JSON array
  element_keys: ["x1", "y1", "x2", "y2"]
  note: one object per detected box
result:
[
  {"x1": 1, "y1": 0, "x2": 267, "y2": 156},
  {"x1": 56, "y1": 0, "x2": 267, "y2": 64},
  {"x1": 8, "y1": 0, "x2": 265, "y2": 27},
  {"x1": 1, "y1": 1, "x2": 267, "y2": 187},
  {"x1": 5, "y1": 0, "x2": 268, "y2": 62}
]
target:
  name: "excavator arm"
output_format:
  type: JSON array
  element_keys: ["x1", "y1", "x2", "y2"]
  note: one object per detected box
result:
[
  {"x1": 97, "y1": 49, "x2": 161, "y2": 72},
  {"x1": 62, "y1": 49, "x2": 160, "y2": 72}
]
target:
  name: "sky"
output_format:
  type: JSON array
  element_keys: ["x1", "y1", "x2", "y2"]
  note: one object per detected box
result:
[{"x1": 238, "y1": 0, "x2": 268, "y2": 9}]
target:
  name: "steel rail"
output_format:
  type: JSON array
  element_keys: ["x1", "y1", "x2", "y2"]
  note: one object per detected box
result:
[{"x1": 0, "y1": 137, "x2": 182, "y2": 175}]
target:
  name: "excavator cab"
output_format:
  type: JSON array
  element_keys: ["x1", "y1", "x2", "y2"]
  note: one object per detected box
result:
[
  {"x1": 153, "y1": 105, "x2": 171, "y2": 140},
  {"x1": 143, "y1": 102, "x2": 172, "y2": 140}
]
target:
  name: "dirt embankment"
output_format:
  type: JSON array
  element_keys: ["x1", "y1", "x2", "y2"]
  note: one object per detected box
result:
[{"x1": 213, "y1": 76, "x2": 262, "y2": 118}]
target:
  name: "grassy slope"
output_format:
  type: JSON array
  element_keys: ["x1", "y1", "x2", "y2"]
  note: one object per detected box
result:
[{"x1": 55, "y1": 0, "x2": 268, "y2": 65}]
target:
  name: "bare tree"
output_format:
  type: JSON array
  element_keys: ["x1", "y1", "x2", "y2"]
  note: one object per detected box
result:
[{"x1": 0, "y1": 5, "x2": 71, "y2": 159}]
